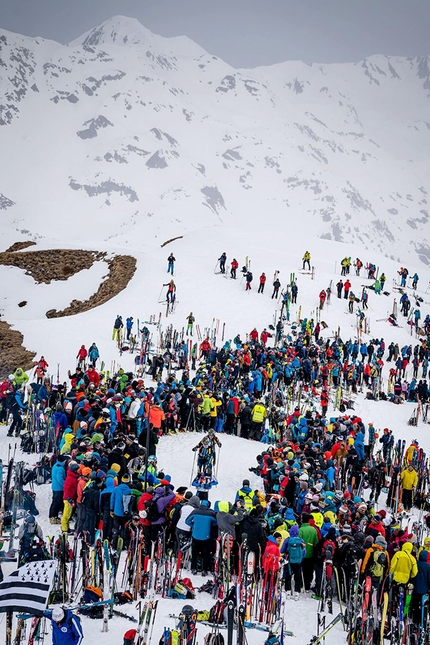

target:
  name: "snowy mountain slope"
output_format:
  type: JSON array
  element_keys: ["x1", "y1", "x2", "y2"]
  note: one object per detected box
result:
[{"x1": 0, "y1": 16, "x2": 430, "y2": 263}]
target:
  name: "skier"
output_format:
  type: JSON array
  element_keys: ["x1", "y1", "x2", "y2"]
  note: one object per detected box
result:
[
  {"x1": 185, "y1": 499, "x2": 217, "y2": 575},
  {"x1": 163, "y1": 280, "x2": 176, "y2": 303},
  {"x1": 112, "y1": 315, "x2": 124, "y2": 341},
  {"x1": 319, "y1": 290, "x2": 326, "y2": 310},
  {"x1": 400, "y1": 464, "x2": 418, "y2": 511},
  {"x1": 46, "y1": 606, "x2": 84, "y2": 645},
  {"x1": 272, "y1": 277, "x2": 281, "y2": 299},
  {"x1": 258, "y1": 272, "x2": 266, "y2": 294},
  {"x1": 245, "y1": 270, "x2": 253, "y2": 291},
  {"x1": 355, "y1": 258, "x2": 363, "y2": 276},
  {"x1": 291, "y1": 282, "x2": 298, "y2": 304},
  {"x1": 281, "y1": 525, "x2": 306, "y2": 599},
  {"x1": 88, "y1": 343, "x2": 100, "y2": 367},
  {"x1": 18, "y1": 515, "x2": 44, "y2": 565},
  {"x1": 302, "y1": 251, "x2": 311, "y2": 271},
  {"x1": 126, "y1": 316, "x2": 134, "y2": 340},
  {"x1": 230, "y1": 258, "x2": 238, "y2": 279},
  {"x1": 348, "y1": 291, "x2": 355, "y2": 313},
  {"x1": 344, "y1": 279, "x2": 351, "y2": 300},
  {"x1": 380, "y1": 272, "x2": 386, "y2": 291},
  {"x1": 218, "y1": 253, "x2": 227, "y2": 274},
  {"x1": 186, "y1": 312, "x2": 195, "y2": 336},
  {"x1": 76, "y1": 345, "x2": 87, "y2": 369},
  {"x1": 167, "y1": 253, "x2": 175, "y2": 275},
  {"x1": 336, "y1": 279, "x2": 343, "y2": 298},
  {"x1": 34, "y1": 356, "x2": 49, "y2": 384},
  {"x1": 7, "y1": 385, "x2": 28, "y2": 437},
  {"x1": 412, "y1": 272, "x2": 419, "y2": 289}
]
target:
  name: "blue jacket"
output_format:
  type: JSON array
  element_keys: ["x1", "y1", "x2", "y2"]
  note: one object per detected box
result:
[
  {"x1": 48, "y1": 609, "x2": 83, "y2": 645},
  {"x1": 51, "y1": 461, "x2": 66, "y2": 492},
  {"x1": 414, "y1": 551, "x2": 430, "y2": 595},
  {"x1": 37, "y1": 385, "x2": 49, "y2": 403},
  {"x1": 185, "y1": 508, "x2": 217, "y2": 540},
  {"x1": 53, "y1": 411, "x2": 68, "y2": 432},
  {"x1": 110, "y1": 482, "x2": 131, "y2": 517}
]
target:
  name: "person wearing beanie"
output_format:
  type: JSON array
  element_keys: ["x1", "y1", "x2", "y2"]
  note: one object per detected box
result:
[
  {"x1": 61, "y1": 462, "x2": 79, "y2": 533},
  {"x1": 174, "y1": 494, "x2": 201, "y2": 554},
  {"x1": 390, "y1": 542, "x2": 418, "y2": 585},
  {"x1": 412, "y1": 551, "x2": 430, "y2": 624},
  {"x1": 49, "y1": 457, "x2": 67, "y2": 525},
  {"x1": 361, "y1": 535, "x2": 389, "y2": 589},
  {"x1": 46, "y1": 606, "x2": 84, "y2": 645},
  {"x1": 235, "y1": 480, "x2": 257, "y2": 511},
  {"x1": 299, "y1": 513, "x2": 319, "y2": 591},
  {"x1": 400, "y1": 464, "x2": 418, "y2": 511},
  {"x1": 110, "y1": 472, "x2": 131, "y2": 548},
  {"x1": 281, "y1": 524, "x2": 306, "y2": 599}
]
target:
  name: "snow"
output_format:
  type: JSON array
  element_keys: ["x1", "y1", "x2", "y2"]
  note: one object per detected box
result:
[
  {"x1": 1, "y1": 17, "x2": 430, "y2": 263},
  {"x1": 0, "y1": 15, "x2": 430, "y2": 645}
]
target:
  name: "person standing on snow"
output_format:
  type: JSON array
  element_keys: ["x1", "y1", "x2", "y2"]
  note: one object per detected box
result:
[
  {"x1": 246, "y1": 271, "x2": 253, "y2": 291},
  {"x1": 272, "y1": 277, "x2": 281, "y2": 299},
  {"x1": 126, "y1": 317, "x2": 134, "y2": 340},
  {"x1": 412, "y1": 273, "x2": 419, "y2": 290},
  {"x1": 230, "y1": 258, "x2": 238, "y2": 279},
  {"x1": 258, "y1": 273, "x2": 266, "y2": 294},
  {"x1": 186, "y1": 313, "x2": 195, "y2": 336},
  {"x1": 46, "y1": 606, "x2": 84, "y2": 645},
  {"x1": 167, "y1": 253, "x2": 175, "y2": 275},
  {"x1": 88, "y1": 343, "x2": 99, "y2": 367},
  {"x1": 302, "y1": 251, "x2": 311, "y2": 270},
  {"x1": 319, "y1": 290, "x2": 326, "y2": 310},
  {"x1": 336, "y1": 279, "x2": 343, "y2": 298},
  {"x1": 163, "y1": 280, "x2": 176, "y2": 303},
  {"x1": 76, "y1": 345, "x2": 87, "y2": 369},
  {"x1": 291, "y1": 282, "x2": 298, "y2": 304},
  {"x1": 218, "y1": 253, "x2": 227, "y2": 274},
  {"x1": 344, "y1": 279, "x2": 351, "y2": 300},
  {"x1": 112, "y1": 315, "x2": 124, "y2": 341}
]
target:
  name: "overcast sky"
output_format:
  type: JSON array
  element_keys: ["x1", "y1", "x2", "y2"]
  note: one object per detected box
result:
[{"x1": 1, "y1": 0, "x2": 429, "y2": 67}]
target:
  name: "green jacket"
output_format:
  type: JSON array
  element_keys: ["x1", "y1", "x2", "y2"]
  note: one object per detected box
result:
[{"x1": 299, "y1": 522, "x2": 319, "y2": 558}]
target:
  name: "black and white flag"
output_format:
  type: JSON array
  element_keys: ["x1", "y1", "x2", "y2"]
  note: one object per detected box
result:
[{"x1": 0, "y1": 560, "x2": 56, "y2": 615}]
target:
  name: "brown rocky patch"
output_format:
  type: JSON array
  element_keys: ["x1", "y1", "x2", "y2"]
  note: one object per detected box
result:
[
  {"x1": 5, "y1": 241, "x2": 37, "y2": 252},
  {"x1": 0, "y1": 249, "x2": 106, "y2": 284},
  {"x1": 0, "y1": 320, "x2": 36, "y2": 379},
  {"x1": 46, "y1": 255, "x2": 137, "y2": 318}
]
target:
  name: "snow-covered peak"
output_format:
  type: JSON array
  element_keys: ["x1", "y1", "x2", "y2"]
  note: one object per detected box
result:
[{"x1": 69, "y1": 15, "x2": 153, "y2": 48}]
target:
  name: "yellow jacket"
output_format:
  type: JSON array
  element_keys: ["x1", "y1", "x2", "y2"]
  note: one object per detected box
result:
[
  {"x1": 210, "y1": 397, "x2": 222, "y2": 417},
  {"x1": 390, "y1": 543, "x2": 418, "y2": 584},
  {"x1": 401, "y1": 468, "x2": 418, "y2": 490},
  {"x1": 311, "y1": 511, "x2": 324, "y2": 529},
  {"x1": 252, "y1": 404, "x2": 266, "y2": 423}
]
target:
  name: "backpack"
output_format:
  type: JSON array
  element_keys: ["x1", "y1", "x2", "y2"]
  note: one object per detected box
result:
[
  {"x1": 323, "y1": 541, "x2": 335, "y2": 563},
  {"x1": 287, "y1": 537, "x2": 303, "y2": 564},
  {"x1": 81, "y1": 586, "x2": 103, "y2": 617},
  {"x1": 368, "y1": 549, "x2": 386, "y2": 579},
  {"x1": 122, "y1": 493, "x2": 134, "y2": 516},
  {"x1": 205, "y1": 635, "x2": 225, "y2": 645},
  {"x1": 145, "y1": 496, "x2": 162, "y2": 522},
  {"x1": 342, "y1": 544, "x2": 360, "y2": 572}
]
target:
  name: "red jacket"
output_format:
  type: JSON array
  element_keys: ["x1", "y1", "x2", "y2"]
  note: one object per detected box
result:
[
  {"x1": 250, "y1": 330, "x2": 258, "y2": 342},
  {"x1": 63, "y1": 470, "x2": 79, "y2": 501},
  {"x1": 77, "y1": 346, "x2": 88, "y2": 360},
  {"x1": 259, "y1": 274, "x2": 266, "y2": 284},
  {"x1": 344, "y1": 281, "x2": 351, "y2": 292},
  {"x1": 262, "y1": 538, "x2": 281, "y2": 572},
  {"x1": 86, "y1": 368, "x2": 100, "y2": 387}
]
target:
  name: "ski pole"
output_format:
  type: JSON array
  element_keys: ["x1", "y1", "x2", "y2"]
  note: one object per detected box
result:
[{"x1": 189, "y1": 450, "x2": 197, "y2": 487}]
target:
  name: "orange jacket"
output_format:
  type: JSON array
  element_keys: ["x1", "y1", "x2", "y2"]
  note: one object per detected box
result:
[{"x1": 149, "y1": 405, "x2": 165, "y2": 429}]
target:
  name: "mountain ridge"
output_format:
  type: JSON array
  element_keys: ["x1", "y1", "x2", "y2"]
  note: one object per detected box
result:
[{"x1": 1, "y1": 17, "x2": 430, "y2": 264}]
